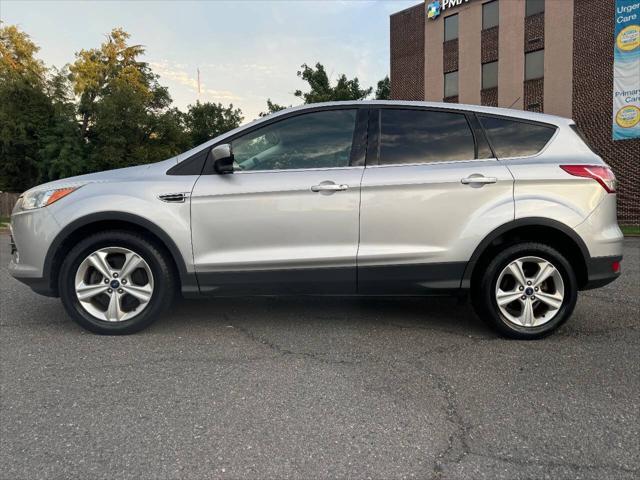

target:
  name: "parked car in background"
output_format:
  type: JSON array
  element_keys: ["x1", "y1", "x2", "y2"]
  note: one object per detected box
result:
[{"x1": 8, "y1": 101, "x2": 623, "y2": 338}]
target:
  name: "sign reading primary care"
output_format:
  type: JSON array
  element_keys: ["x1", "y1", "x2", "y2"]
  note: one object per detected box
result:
[{"x1": 613, "y1": 0, "x2": 640, "y2": 140}]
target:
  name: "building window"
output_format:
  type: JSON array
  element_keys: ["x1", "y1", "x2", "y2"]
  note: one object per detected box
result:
[
  {"x1": 444, "y1": 71, "x2": 458, "y2": 98},
  {"x1": 482, "y1": 0, "x2": 499, "y2": 30},
  {"x1": 482, "y1": 61, "x2": 498, "y2": 89},
  {"x1": 525, "y1": 49, "x2": 544, "y2": 80},
  {"x1": 444, "y1": 14, "x2": 459, "y2": 42},
  {"x1": 525, "y1": 0, "x2": 545, "y2": 17}
]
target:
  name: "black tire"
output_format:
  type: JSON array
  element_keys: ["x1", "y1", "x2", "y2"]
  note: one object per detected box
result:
[
  {"x1": 471, "y1": 242, "x2": 578, "y2": 339},
  {"x1": 59, "y1": 230, "x2": 176, "y2": 334}
]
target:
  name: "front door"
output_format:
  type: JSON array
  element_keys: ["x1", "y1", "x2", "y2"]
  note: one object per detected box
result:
[{"x1": 190, "y1": 108, "x2": 366, "y2": 294}]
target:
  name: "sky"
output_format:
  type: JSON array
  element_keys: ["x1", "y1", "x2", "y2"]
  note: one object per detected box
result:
[{"x1": 1, "y1": 0, "x2": 419, "y2": 121}]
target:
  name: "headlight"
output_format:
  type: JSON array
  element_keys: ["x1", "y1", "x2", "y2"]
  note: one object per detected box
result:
[{"x1": 20, "y1": 186, "x2": 82, "y2": 210}]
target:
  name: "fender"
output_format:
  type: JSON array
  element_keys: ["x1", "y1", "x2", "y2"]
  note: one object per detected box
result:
[
  {"x1": 461, "y1": 217, "x2": 590, "y2": 289},
  {"x1": 43, "y1": 211, "x2": 199, "y2": 295}
]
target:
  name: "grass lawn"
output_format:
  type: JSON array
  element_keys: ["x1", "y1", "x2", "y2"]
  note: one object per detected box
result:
[
  {"x1": 0, "y1": 216, "x2": 9, "y2": 228},
  {"x1": 621, "y1": 225, "x2": 640, "y2": 236}
]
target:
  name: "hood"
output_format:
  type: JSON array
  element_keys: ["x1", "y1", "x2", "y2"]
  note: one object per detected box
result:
[{"x1": 23, "y1": 157, "x2": 177, "y2": 194}]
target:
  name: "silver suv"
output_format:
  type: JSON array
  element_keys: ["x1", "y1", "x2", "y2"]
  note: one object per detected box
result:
[{"x1": 8, "y1": 101, "x2": 623, "y2": 338}]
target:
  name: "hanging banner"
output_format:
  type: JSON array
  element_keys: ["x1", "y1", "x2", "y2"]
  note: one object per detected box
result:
[{"x1": 613, "y1": 0, "x2": 640, "y2": 140}]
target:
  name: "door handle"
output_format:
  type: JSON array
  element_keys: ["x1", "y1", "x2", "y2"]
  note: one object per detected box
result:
[
  {"x1": 311, "y1": 183, "x2": 349, "y2": 192},
  {"x1": 461, "y1": 176, "x2": 497, "y2": 185}
]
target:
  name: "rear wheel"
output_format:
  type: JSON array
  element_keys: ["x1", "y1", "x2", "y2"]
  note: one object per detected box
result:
[
  {"x1": 59, "y1": 231, "x2": 175, "y2": 334},
  {"x1": 472, "y1": 242, "x2": 578, "y2": 339}
]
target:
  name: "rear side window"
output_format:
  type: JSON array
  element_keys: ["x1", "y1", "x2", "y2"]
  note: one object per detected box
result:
[
  {"x1": 479, "y1": 116, "x2": 556, "y2": 158},
  {"x1": 379, "y1": 109, "x2": 475, "y2": 165}
]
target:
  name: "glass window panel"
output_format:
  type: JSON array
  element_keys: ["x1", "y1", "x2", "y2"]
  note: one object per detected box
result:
[
  {"x1": 232, "y1": 110, "x2": 357, "y2": 171},
  {"x1": 444, "y1": 71, "x2": 459, "y2": 98},
  {"x1": 525, "y1": 49, "x2": 544, "y2": 80},
  {"x1": 482, "y1": 0, "x2": 499, "y2": 29},
  {"x1": 525, "y1": 0, "x2": 545, "y2": 17},
  {"x1": 482, "y1": 61, "x2": 499, "y2": 89},
  {"x1": 444, "y1": 14, "x2": 459, "y2": 42},
  {"x1": 480, "y1": 116, "x2": 556, "y2": 158},
  {"x1": 379, "y1": 109, "x2": 476, "y2": 165}
]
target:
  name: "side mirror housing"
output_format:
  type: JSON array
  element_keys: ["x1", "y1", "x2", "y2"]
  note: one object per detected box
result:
[{"x1": 211, "y1": 144, "x2": 234, "y2": 174}]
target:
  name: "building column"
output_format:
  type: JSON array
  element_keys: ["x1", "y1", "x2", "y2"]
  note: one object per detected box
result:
[
  {"x1": 424, "y1": 13, "x2": 444, "y2": 101},
  {"x1": 498, "y1": 0, "x2": 525, "y2": 109},
  {"x1": 458, "y1": 3, "x2": 482, "y2": 104},
  {"x1": 544, "y1": 0, "x2": 574, "y2": 118}
]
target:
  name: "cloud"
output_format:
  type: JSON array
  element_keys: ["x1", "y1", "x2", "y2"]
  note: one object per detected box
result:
[{"x1": 150, "y1": 60, "x2": 242, "y2": 102}]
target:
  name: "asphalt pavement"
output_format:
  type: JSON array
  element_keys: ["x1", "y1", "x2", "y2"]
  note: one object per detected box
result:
[{"x1": 1, "y1": 234, "x2": 638, "y2": 479}]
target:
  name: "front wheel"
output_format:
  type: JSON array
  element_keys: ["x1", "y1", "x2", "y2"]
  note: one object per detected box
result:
[
  {"x1": 59, "y1": 231, "x2": 176, "y2": 334},
  {"x1": 472, "y1": 242, "x2": 578, "y2": 339}
]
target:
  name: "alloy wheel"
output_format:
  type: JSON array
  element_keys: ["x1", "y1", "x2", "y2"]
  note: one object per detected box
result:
[
  {"x1": 495, "y1": 256, "x2": 565, "y2": 328},
  {"x1": 74, "y1": 247, "x2": 154, "y2": 322}
]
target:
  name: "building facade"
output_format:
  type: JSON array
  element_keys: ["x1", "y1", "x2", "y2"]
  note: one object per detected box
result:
[{"x1": 390, "y1": 0, "x2": 639, "y2": 224}]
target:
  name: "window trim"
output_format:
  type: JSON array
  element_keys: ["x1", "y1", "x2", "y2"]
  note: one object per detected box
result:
[
  {"x1": 367, "y1": 106, "x2": 484, "y2": 167},
  {"x1": 199, "y1": 105, "x2": 369, "y2": 174},
  {"x1": 477, "y1": 113, "x2": 559, "y2": 160}
]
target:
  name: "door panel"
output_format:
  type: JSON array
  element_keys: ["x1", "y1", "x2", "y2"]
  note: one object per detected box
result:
[
  {"x1": 191, "y1": 168, "x2": 363, "y2": 294},
  {"x1": 357, "y1": 108, "x2": 515, "y2": 293}
]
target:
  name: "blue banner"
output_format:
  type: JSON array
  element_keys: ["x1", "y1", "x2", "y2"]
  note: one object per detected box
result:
[{"x1": 613, "y1": 0, "x2": 640, "y2": 141}]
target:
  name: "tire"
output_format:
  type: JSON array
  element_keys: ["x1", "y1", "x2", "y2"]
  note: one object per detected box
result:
[
  {"x1": 471, "y1": 242, "x2": 578, "y2": 339},
  {"x1": 59, "y1": 230, "x2": 176, "y2": 334}
]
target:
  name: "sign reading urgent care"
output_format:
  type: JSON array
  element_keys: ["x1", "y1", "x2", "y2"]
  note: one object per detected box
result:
[{"x1": 613, "y1": 0, "x2": 640, "y2": 140}]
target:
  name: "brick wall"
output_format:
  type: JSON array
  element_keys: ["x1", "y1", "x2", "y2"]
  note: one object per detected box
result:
[
  {"x1": 481, "y1": 26, "x2": 499, "y2": 63},
  {"x1": 481, "y1": 87, "x2": 498, "y2": 107},
  {"x1": 390, "y1": 4, "x2": 425, "y2": 100},
  {"x1": 524, "y1": 11, "x2": 544, "y2": 53},
  {"x1": 443, "y1": 39, "x2": 459, "y2": 73},
  {"x1": 573, "y1": 0, "x2": 640, "y2": 224},
  {"x1": 524, "y1": 79, "x2": 544, "y2": 112}
]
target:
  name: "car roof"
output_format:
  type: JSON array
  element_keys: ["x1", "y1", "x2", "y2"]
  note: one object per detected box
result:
[{"x1": 270, "y1": 100, "x2": 573, "y2": 126}]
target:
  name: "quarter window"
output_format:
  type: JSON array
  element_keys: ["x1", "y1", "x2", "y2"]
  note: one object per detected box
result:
[
  {"x1": 379, "y1": 109, "x2": 476, "y2": 165},
  {"x1": 525, "y1": 0, "x2": 545, "y2": 17},
  {"x1": 231, "y1": 109, "x2": 357, "y2": 171},
  {"x1": 479, "y1": 116, "x2": 556, "y2": 158},
  {"x1": 444, "y1": 71, "x2": 459, "y2": 98},
  {"x1": 482, "y1": 0, "x2": 499, "y2": 30},
  {"x1": 444, "y1": 14, "x2": 459, "y2": 42},
  {"x1": 482, "y1": 61, "x2": 499, "y2": 89},
  {"x1": 525, "y1": 49, "x2": 544, "y2": 80}
]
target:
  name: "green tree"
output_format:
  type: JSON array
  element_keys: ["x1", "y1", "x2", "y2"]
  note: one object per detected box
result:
[
  {"x1": 69, "y1": 28, "x2": 186, "y2": 171},
  {"x1": 375, "y1": 75, "x2": 391, "y2": 100},
  {"x1": 184, "y1": 101, "x2": 243, "y2": 146},
  {"x1": 294, "y1": 62, "x2": 372, "y2": 103},
  {"x1": 259, "y1": 98, "x2": 289, "y2": 117}
]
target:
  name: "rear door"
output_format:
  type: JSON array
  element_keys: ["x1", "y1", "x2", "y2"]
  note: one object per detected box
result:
[
  {"x1": 357, "y1": 107, "x2": 514, "y2": 293},
  {"x1": 190, "y1": 107, "x2": 367, "y2": 294}
]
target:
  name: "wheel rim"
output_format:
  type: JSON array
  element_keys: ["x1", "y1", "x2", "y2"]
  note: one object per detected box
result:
[
  {"x1": 495, "y1": 256, "x2": 565, "y2": 328},
  {"x1": 74, "y1": 247, "x2": 154, "y2": 322}
]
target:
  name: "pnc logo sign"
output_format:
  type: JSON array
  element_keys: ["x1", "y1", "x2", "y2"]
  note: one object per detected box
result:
[{"x1": 426, "y1": 0, "x2": 473, "y2": 20}]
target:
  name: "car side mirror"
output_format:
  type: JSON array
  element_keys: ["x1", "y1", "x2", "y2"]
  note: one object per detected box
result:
[{"x1": 211, "y1": 144, "x2": 234, "y2": 174}]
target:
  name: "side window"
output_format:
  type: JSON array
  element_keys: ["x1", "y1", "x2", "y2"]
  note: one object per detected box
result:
[
  {"x1": 479, "y1": 116, "x2": 556, "y2": 158},
  {"x1": 232, "y1": 109, "x2": 357, "y2": 171},
  {"x1": 379, "y1": 109, "x2": 476, "y2": 165}
]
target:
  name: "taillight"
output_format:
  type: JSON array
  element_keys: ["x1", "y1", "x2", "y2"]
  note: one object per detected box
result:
[{"x1": 560, "y1": 165, "x2": 617, "y2": 193}]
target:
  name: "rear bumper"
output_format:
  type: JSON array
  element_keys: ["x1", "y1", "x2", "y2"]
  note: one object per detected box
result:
[{"x1": 582, "y1": 255, "x2": 622, "y2": 290}]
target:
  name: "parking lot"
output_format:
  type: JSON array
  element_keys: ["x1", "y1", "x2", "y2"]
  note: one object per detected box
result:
[{"x1": 1, "y1": 234, "x2": 638, "y2": 479}]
